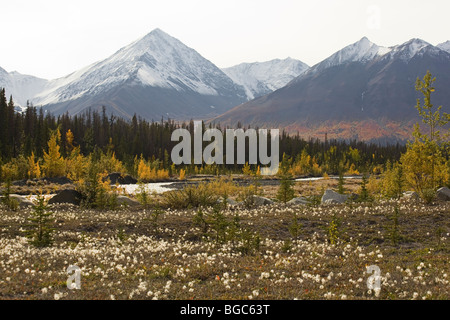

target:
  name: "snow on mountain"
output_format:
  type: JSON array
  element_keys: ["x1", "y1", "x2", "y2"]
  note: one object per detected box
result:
[
  {"x1": 387, "y1": 38, "x2": 433, "y2": 61},
  {"x1": 213, "y1": 37, "x2": 450, "y2": 142},
  {"x1": 33, "y1": 28, "x2": 245, "y2": 107},
  {"x1": 302, "y1": 37, "x2": 441, "y2": 79},
  {"x1": 437, "y1": 40, "x2": 450, "y2": 53},
  {"x1": 311, "y1": 37, "x2": 391, "y2": 73},
  {"x1": 2, "y1": 33, "x2": 449, "y2": 123},
  {"x1": 222, "y1": 58, "x2": 309, "y2": 100},
  {"x1": 0, "y1": 67, "x2": 48, "y2": 107}
]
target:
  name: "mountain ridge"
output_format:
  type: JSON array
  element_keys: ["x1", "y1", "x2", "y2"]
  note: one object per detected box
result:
[
  {"x1": 29, "y1": 28, "x2": 248, "y2": 120},
  {"x1": 1, "y1": 28, "x2": 312, "y2": 120},
  {"x1": 222, "y1": 57, "x2": 309, "y2": 100},
  {"x1": 1, "y1": 32, "x2": 449, "y2": 142},
  {"x1": 212, "y1": 37, "x2": 450, "y2": 141}
]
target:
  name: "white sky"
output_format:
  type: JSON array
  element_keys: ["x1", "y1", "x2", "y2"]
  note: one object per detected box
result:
[{"x1": 1, "y1": 0, "x2": 449, "y2": 80}]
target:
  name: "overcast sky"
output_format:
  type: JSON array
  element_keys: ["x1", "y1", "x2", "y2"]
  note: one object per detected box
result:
[{"x1": 1, "y1": 0, "x2": 449, "y2": 79}]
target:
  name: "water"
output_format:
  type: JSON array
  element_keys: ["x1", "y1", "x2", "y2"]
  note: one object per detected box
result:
[
  {"x1": 117, "y1": 176, "x2": 362, "y2": 196},
  {"x1": 117, "y1": 182, "x2": 176, "y2": 195},
  {"x1": 295, "y1": 176, "x2": 360, "y2": 182},
  {"x1": 24, "y1": 194, "x2": 57, "y2": 203}
]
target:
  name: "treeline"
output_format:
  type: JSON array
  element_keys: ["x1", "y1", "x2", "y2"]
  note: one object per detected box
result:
[{"x1": 0, "y1": 88, "x2": 406, "y2": 182}]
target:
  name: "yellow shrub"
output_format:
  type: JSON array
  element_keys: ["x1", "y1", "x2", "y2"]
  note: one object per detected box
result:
[
  {"x1": 206, "y1": 177, "x2": 240, "y2": 197},
  {"x1": 157, "y1": 169, "x2": 169, "y2": 180},
  {"x1": 66, "y1": 148, "x2": 89, "y2": 183},
  {"x1": 346, "y1": 163, "x2": 360, "y2": 176},
  {"x1": 179, "y1": 169, "x2": 186, "y2": 180},
  {"x1": 100, "y1": 152, "x2": 125, "y2": 174},
  {"x1": 137, "y1": 157, "x2": 169, "y2": 181},
  {"x1": 242, "y1": 162, "x2": 253, "y2": 176},
  {"x1": 367, "y1": 175, "x2": 382, "y2": 195},
  {"x1": 311, "y1": 162, "x2": 322, "y2": 176}
]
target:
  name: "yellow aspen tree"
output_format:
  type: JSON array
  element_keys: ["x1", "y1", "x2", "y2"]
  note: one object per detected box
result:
[
  {"x1": 137, "y1": 157, "x2": 151, "y2": 181},
  {"x1": 42, "y1": 129, "x2": 65, "y2": 178},
  {"x1": 66, "y1": 129, "x2": 75, "y2": 154},
  {"x1": 401, "y1": 71, "x2": 449, "y2": 202},
  {"x1": 27, "y1": 152, "x2": 41, "y2": 179}
]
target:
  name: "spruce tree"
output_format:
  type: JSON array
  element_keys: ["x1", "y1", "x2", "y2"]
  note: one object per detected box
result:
[
  {"x1": 0, "y1": 89, "x2": 7, "y2": 159},
  {"x1": 25, "y1": 194, "x2": 54, "y2": 248},
  {"x1": 337, "y1": 171, "x2": 345, "y2": 194},
  {"x1": 359, "y1": 174, "x2": 370, "y2": 202},
  {"x1": 277, "y1": 154, "x2": 295, "y2": 203}
]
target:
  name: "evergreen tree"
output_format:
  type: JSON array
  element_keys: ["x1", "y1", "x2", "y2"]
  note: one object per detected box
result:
[
  {"x1": 25, "y1": 194, "x2": 54, "y2": 248},
  {"x1": 277, "y1": 153, "x2": 295, "y2": 203},
  {"x1": 337, "y1": 171, "x2": 345, "y2": 194},
  {"x1": 0, "y1": 89, "x2": 7, "y2": 158},
  {"x1": 359, "y1": 174, "x2": 371, "y2": 202}
]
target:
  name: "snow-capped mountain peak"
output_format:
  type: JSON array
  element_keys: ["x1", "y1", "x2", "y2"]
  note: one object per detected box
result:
[
  {"x1": 388, "y1": 38, "x2": 432, "y2": 61},
  {"x1": 222, "y1": 57, "x2": 309, "y2": 100},
  {"x1": 33, "y1": 28, "x2": 243, "y2": 106},
  {"x1": 0, "y1": 67, "x2": 48, "y2": 107},
  {"x1": 437, "y1": 40, "x2": 450, "y2": 53},
  {"x1": 311, "y1": 37, "x2": 390, "y2": 73}
]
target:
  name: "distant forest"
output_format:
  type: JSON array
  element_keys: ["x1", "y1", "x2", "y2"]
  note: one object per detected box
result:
[{"x1": 0, "y1": 88, "x2": 406, "y2": 181}]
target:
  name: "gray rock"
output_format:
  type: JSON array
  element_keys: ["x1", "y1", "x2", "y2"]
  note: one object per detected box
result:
[
  {"x1": 217, "y1": 197, "x2": 238, "y2": 206},
  {"x1": 117, "y1": 196, "x2": 141, "y2": 207},
  {"x1": 324, "y1": 198, "x2": 341, "y2": 204},
  {"x1": 287, "y1": 197, "x2": 308, "y2": 205},
  {"x1": 252, "y1": 195, "x2": 274, "y2": 206},
  {"x1": 321, "y1": 189, "x2": 349, "y2": 204},
  {"x1": 105, "y1": 173, "x2": 138, "y2": 185},
  {"x1": 48, "y1": 189, "x2": 83, "y2": 206},
  {"x1": 403, "y1": 191, "x2": 420, "y2": 201},
  {"x1": 7, "y1": 194, "x2": 34, "y2": 208},
  {"x1": 350, "y1": 193, "x2": 359, "y2": 201},
  {"x1": 436, "y1": 187, "x2": 450, "y2": 201},
  {"x1": 12, "y1": 177, "x2": 73, "y2": 187}
]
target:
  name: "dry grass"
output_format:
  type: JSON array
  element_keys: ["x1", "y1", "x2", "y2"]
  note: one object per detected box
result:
[
  {"x1": 0, "y1": 183, "x2": 75, "y2": 196},
  {"x1": 261, "y1": 177, "x2": 363, "y2": 199}
]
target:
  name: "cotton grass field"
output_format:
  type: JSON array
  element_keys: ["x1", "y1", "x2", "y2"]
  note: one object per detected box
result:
[{"x1": 0, "y1": 189, "x2": 449, "y2": 301}]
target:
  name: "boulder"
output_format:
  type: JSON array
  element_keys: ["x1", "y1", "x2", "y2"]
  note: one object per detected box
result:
[
  {"x1": 217, "y1": 197, "x2": 238, "y2": 206},
  {"x1": 46, "y1": 177, "x2": 73, "y2": 185},
  {"x1": 324, "y1": 198, "x2": 341, "y2": 204},
  {"x1": 12, "y1": 177, "x2": 73, "y2": 187},
  {"x1": 350, "y1": 193, "x2": 360, "y2": 202},
  {"x1": 105, "y1": 173, "x2": 122, "y2": 184},
  {"x1": 436, "y1": 187, "x2": 450, "y2": 201},
  {"x1": 116, "y1": 196, "x2": 141, "y2": 208},
  {"x1": 403, "y1": 191, "x2": 420, "y2": 201},
  {"x1": 252, "y1": 195, "x2": 274, "y2": 206},
  {"x1": 122, "y1": 175, "x2": 138, "y2": 185},
  {"x1": 321, "y1": 189, "x2": 349, "y2": 204},
  {"x1": 48, "y1": 189, "x2": 83, "y2": 206},
  {"x1": 105, "y1": 173, "x2": 138, "y2": 185},
  {"x1": 3, "y1": 194, "x2": 35, "y2": 208},
  {"x1": 287, "y1": 197, "x2": 308, "y2": 205}
]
